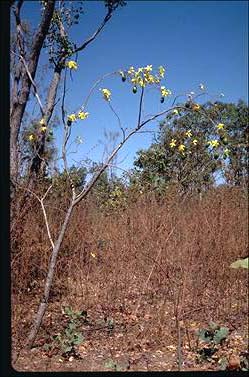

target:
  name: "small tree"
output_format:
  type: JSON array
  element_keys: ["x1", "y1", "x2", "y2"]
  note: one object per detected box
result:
[{"x1": 15, "y1": 62, "x2": 230, "y2": 350}]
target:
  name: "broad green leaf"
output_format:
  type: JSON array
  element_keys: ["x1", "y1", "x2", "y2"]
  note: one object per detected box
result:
[{"x1": 230, "y1": 257, "x2": 248, "y2": 269}]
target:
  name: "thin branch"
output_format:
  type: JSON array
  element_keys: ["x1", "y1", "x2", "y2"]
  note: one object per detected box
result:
[
  {"x1": 137, "y1": 87, "x2": 145, "y2": 127},
  {"x1": 11, "y1": 50, "x2": 45, "y2": 116},
  {"x1": 61, "y1": 68, "x2": 76, "y2": 198},
  {"x1": 40, "y1": 199, "x2": 54, "y2": 249},
  {"x1": 72, "y1": 9, "x2": 113, "y2": 54},
  {"x1": 79, "y1": 72, "x2": 117, "y2": 112},
  {"x1": 108, "y1": 101, "x2": 126, "y2": 141}
]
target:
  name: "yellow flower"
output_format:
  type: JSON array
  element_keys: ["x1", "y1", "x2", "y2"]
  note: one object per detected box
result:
[
  {"x1": 138, "y1": 77, "x2": 146, "y2": 87},
  {"x1": 90, "y1": 252, "x2": 96, "y2": 258},
  {"x1": 40, "y1": 126, "x2": 47, "y2": 133},
  {"x1": 144, "y1": 73, "x2": 155, "y2": 84},
  {"x1": 67, "y1": 113, "x2": 77, "y2": 122},
  {"x1": 178, "y1": 144, "x2": 186, "y2": 152},
  {"x1": 192, "y1": 103, "x2": 200, "y2": 111},
  {"x1": 144, "y1": 64, "x2": 153, "y2": 72},
  {"x1": 66, "y1": 60, "x2": 78, "y2": 70},
  {"x1": 170, "y1": 138, "x2": 177, "y2": 148},
  {"x1": 192, "y1": 139, "x2": 198, "y2": 145},
  {"x1": 127, "y1": 66, "x2": 135, "y2": 75},
  {"x1": 172, "y1": 109, "x2": 179, "y2": 115},
  {"x1": 224, "y1": 148, "x2": 230, "y2": 156},
  {"x1": 217, "y1": 123, "x2": 225, "y2": 130},
  {"x1": 28, "y1": 134, "x2": 35, "y2": 141},
  {"x1": 101, "y1": 88, "x2": 111, "y2": 101},
  {"x1": 185, "y1": 130, "x2": 192, "y2": 138},
  {"x1": 39, "y1": 118, "x2": 46, "y2": 125},
  {"x1": 158, "y1": 65, "x2": 165, "y2": 78},
  {"x1": 77, "y1": 111, "x2": 89, "y2": 120},
  {"x1": 161, "y1": 86, "x2": 171, "y2": 97},
  {"x1": 208, "y1": 139, "x2": 219, "y2": 148}
]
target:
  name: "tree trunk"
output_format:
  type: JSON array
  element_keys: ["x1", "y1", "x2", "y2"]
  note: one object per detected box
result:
[
  {"x1": 29, "y1": 65, "x2": 62, "y2": 178},
  {"x1": 27, "y1": 200, "x2": 74, "y2": 348},
  {"x1": 10, "y1": 0, "x2": 55, "y2": 181}
]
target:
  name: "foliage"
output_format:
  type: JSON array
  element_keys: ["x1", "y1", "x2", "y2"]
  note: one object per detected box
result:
[
  {"x1": 104, "y1": 358, "x2": 123, "y2": 371},
  {"x1": 230, "y1": 257, "x2": 248, "y2": 269},
  {"x1": 133, "y1": 101, "x2": 248, "y2": 195},
  {"x1": 196, "y1": 322, "x2": 229, "y2": 362},
  {"x1": 52, "y1": 165, "x2": 87, "y2": 193},
  {"x1": 44, "y1": 306, "x2": 86, "y2": 357}
]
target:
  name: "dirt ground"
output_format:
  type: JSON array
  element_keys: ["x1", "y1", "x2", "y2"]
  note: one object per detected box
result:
[{"x1": 12, "y1": 298, "x2": 248, "y2": 372}]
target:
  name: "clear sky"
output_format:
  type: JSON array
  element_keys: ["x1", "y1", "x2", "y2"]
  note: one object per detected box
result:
[{"x1": 17, "y1": 1, "x2": 248, "y2": 175}]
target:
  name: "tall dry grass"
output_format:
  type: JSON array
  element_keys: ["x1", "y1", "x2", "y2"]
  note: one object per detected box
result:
[{"x1": 11, "y1": 186, "x2": 248, "y2": 353}]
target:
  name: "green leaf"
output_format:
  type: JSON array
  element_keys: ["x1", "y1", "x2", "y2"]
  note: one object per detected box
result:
[
  {"x1": 63, "y1": 346, "x2": 73, "y2": 353},
  {"x1": 74, "y1": 333, "x2": 84, "y2": 345},
  {"x1": 230, "y1": 257, "x2": 248, "y2": 269},
  {"x1": 213, "y1": 327, "x2": 229, "y2": 344},
  {"x1": 64, "y1": 306, "x2": 73, "y2": 315},
  {"x1": 104, "y1": 359, "x2": 116, "y2": 369},
  {"x1": 68, "y1": 322, "x2": 76, "y2": 331},
  {"x1": 198, "y1": 329, "x2": 212, "y2": 343}
]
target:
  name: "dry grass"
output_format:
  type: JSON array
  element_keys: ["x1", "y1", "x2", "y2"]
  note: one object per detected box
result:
[{"x1": 11, "y1": 186, "x2": 248, "y2": 369}]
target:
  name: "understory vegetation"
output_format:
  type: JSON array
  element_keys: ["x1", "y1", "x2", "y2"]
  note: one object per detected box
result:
[{"x1": 12, "y1": 185, "x2": 248, "y2": 371}]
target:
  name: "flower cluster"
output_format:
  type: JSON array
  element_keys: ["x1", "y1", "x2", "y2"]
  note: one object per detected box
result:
[
  {"x1": 208, "y1": 140, "x2": 219, "y2": 148},
  {"x1": 66, "y1": 60, "x2": 78, "y2": 70},
  {"x1": 119, "y1": 65, "x2": 170, "y2": 94},
  {"x1": 38, "y1": 118, "x2": 47, "y2": 133},
  {"x1": 78, "y1": 111, "x2": 89, "y2": 120},
  {"x1": 28, "y1": 134, "x2": 35, "y2": 142},
  {"x1": 67, "y1": 111, "x2": 89, "y2": 123},
  {"x1": 169, "y1": 127, "x2": 200, "y2": 157},
  {"x1": 216, "y1": 123, "x2": 224, "y2": 130},
  {"x1": 161, "y1": 86, "x2": 171, "y2": 98},
  {"x1": 101, "y1": 88, "x2": 111, "y2": 101}
]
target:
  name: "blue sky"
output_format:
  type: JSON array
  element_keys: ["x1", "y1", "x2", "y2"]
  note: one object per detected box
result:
[{"x1": 17, "y1": 1, "x2": 248, "y2": 175}]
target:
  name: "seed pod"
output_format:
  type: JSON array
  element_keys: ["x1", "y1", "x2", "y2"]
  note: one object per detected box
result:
[
  {"x1": 49, "y1": 130, "x2": 53, "y2": 136},
  {"x1": 160, "y1": 97, "x2": 165, "y2": 104},
  {"x1": 133, "y1": 86, "x2": 137, "y2": 94},
  {"x1": 223, "y1": 138, "x2": 228, "y2": 145},
  {"x1": 122, "y1": 75, "x2": 126, "y2": 82},
  {"x1": 214, "y1": 152, "x2": 219, "y2": 159}
]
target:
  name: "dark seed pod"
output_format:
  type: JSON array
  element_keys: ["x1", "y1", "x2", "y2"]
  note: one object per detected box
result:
[
  {"x1": 185, "y1": 102, "x2": 191, "y2": 108},
  {"x1": 49, "y1": 130, "x2": 53, "y2": 136},
  {"x1": 122, "y1": 76, "x2": 126, "y2": 82},
  {"x1": 160, "y1": 97, "x2": 165, "y2": 104},
  {"x1": 223, "y1": 138, "x2": 228, "y2": 145},
  {"x1": 133, "y1": 86, "x2": 137, "y2": 94},
  {"x1": 214, "y1": 153, "x2": 219, "y2": 159}
]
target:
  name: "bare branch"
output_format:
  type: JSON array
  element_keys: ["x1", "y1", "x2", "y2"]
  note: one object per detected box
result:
[
  {"x1": 137, "y1": 87, "x2": 145, "y2": 127},
  {"x1": 40, "y1": 198, "x2": 54, "y2": 249},
  {"x1": 72, "y1": 9, "x2": 113, "y2": 55},
  {"x1": 11, "y1": 50, "x2": 45, "y2": 116}
]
